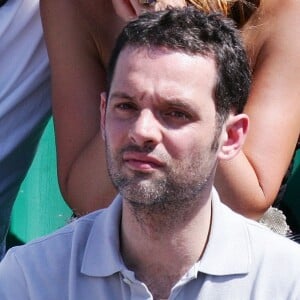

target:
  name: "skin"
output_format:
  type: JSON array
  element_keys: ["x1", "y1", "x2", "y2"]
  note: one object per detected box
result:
[
  {"x1": 40, "y1": 0, "x2": 300, "y2": 219},
  {"x1": 215, "y1": 0, "x2": 300, "y2": 219},
  {"x1": 100, "y1": 47, "x2": 248, "y2": 298},
  {"x1": 103, "y1": 48, "x2": 224, "y2": 211}
]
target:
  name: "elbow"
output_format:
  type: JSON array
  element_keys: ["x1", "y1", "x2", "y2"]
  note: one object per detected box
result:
[
  {"x1": 58, "y1": 167, "x2": 116, "y2": 217},
  {"x1": 240, "y1": 191, "x2": 279, "y2": 221},
  {"x1": 57, "y1": 171, "x2": 73, "y2": 209},
  {"x1": 218, "y1": 186, "x2": 277, "y2": 221}
]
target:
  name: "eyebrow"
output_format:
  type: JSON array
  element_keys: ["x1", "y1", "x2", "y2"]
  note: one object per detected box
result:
[
  {"x1": 162, "y1": 98, "x2": 194, "y2": 109},
  {"x1": 108, "y1": 91, "x2": 196, "y2": 112},
  {"x1": 109, "y1": 92, "x2": 135, "y2": 102}
]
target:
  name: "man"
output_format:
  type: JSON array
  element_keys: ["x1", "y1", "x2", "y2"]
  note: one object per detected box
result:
[{"x1": 1, "y1": 8, "x2": 300, "y2": 299}]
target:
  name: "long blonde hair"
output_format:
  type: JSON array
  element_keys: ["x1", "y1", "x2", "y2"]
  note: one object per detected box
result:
[{"x1": 186, "y1": 0, "x2": 260, "y2": 27}]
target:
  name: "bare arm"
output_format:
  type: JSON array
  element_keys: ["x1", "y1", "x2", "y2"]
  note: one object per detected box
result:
[
  {"x1": 215, "y1": 0, "x2": 300, "y2": 220},
  {"x1": 40, "y1": 0, "x2": 117, "y2": 215}
]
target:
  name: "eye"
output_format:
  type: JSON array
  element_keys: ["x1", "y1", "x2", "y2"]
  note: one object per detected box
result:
[
  {"x1": 115, "y1": 102, "x2": 137, "y2": 111},
  {"x1": 112, "y1": 101, "x2": 139, "y2": 119},
  {"x1": 165, "y1": 110, "x2": 191, "y2": 121}
]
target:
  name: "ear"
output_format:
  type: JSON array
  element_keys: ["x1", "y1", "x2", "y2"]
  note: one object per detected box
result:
[
  {"x1": 100, "y1": 92, "x2": 107, "y2": 140},
  {"x1": 218, "y1": 113, "x2": 249, "y2": 161}
]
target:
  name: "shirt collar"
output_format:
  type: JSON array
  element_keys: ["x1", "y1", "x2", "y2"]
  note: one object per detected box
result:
[
  {"x1": 81, "y1": 194, "x2": 125, "y2": 277},
  {"x1": 198, "y1": 188, "x2": 251, "y2": 275},
  {"x1": 81, "y1": 189, "x2": 252, "y2": 277}
]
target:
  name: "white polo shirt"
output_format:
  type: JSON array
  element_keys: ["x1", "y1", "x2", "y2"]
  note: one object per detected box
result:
[{"x1": 1, "y1": 190, "x2": 300, "y2": 299}]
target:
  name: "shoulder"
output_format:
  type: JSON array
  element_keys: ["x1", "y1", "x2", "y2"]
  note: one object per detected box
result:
[
  {"x1": 262, "y1": 0, "x2": 300, "y2": 17},
  {"x1": 0, "y1": 210, "x2": 105, "y2": 297},
  {"x1": 219, "y1": 197, "x2": 300, "y2": 262},
  {"x1": 40, "y1": 0, "x2": 123, "y2": 66},
  {"x1": 40, "y1": 0, "x2": 119, "y2": 29},
  {"x1": 0, "y1": 197, "x2": 123, "y2": 297},
  {"x1": 227, "y1": 206, "x2": 300, "y2": 286},
  {"x1": 256, "y1": 0, "x2": 300, "y2": 35},
  {"x1": 229, "y1": 214, "x2": 300, "y2": 296},
  {"x1": 3, "y1": 209, "x2": 103, "y2": 268},
  {"x1": 243, "y1": 215, "x2": 300, "y2": 265},
  {"x1": 242, "y1": 0, "x2": 300, "y2": 65}
]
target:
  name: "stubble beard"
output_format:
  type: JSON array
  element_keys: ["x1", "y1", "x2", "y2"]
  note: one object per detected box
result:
[{"x1": 105, "y1": 141, "x2": 218, "y2": 227}]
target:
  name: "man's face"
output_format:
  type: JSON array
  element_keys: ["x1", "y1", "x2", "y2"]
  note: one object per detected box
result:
[{"x1": 101, "y1": 47, "x2": 225, "y2": 207}]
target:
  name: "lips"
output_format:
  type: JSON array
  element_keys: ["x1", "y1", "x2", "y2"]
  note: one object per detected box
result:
[{"x1": 123, "y1": 152, "x2": 164, "y2": 171}]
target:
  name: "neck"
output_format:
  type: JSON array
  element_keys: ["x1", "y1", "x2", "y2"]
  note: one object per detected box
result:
[{"x1": 120, "y1": 192, "x2": 212, "y2": 299}]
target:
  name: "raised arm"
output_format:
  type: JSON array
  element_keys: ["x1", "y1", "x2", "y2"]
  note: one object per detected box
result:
[
  {"x1": 215, "y1": 0, "x2": 300, "y2": 220},
  {"x1": 40, "y1": 0, "x2": 118, "y2": 215}
]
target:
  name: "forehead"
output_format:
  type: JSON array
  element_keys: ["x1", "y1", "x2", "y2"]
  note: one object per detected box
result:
[{"x1": 110, "y1": 46, "x2": 217, "y2": 110}]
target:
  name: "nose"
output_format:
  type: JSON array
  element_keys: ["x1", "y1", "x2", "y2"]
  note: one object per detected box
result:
[{"x1": 129, "y1": 109, "x2": 162, "y2": 147}]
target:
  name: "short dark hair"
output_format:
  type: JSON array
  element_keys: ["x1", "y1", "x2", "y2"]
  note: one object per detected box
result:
[{"x1": 107, "y1": 7, "x2": 251, "y2": 119}]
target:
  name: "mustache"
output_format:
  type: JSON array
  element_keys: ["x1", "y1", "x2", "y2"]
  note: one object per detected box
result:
[{"x1": 120, "y1": 143, "x2": 155, "y2": 154}]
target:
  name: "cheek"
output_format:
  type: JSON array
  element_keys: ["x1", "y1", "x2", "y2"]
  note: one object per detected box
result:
[
  {"x1": 165, "y1": 125, "x2": 216, "y2": 160},
  {"x1": 164, "y1": 131, "x2": 199, "y2": 160},
  {"x1": 105, "y1": 118, "x2": 128, "y2": 146}
]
